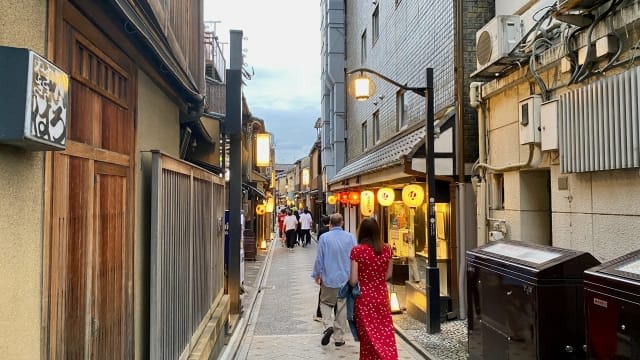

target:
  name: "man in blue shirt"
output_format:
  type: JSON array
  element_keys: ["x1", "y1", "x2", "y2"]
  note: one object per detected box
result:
[{"x1": 310, "y1": 213, "x2": 356, "y2": 347}]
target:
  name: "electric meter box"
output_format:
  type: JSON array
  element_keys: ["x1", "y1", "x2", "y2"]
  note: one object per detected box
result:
[
  {"x1": 467, "y1": 240, "x2": 599, "y2": 360},
  {"x1": 519, "y1": 95, "x2": 541, "y2": 145},
  {"x1": 0, "y1": 46, "x2": 69, "y2": 150},
  {"x1": 584, "y1": 250, "x2": 640, "y2": 359}
]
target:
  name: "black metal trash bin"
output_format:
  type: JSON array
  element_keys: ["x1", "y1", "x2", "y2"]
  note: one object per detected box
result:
[
  {"x1": 467, "y1": 240, "x2": 599, "y2": 360},
  {"x1": 584, "y1": 250, "x2": 640, "y2": 359}
]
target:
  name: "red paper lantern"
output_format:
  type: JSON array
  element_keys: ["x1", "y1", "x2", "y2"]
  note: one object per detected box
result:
[
  {"x1": 349, "y1": 191, "x2": 361, "y2": 205},
  {"x1": 339, "y1": 191, "x2": 350, "y2": 204}
]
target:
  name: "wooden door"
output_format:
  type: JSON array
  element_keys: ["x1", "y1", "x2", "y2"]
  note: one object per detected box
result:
[
  {"x1": 44, "y1": 6, "x2": 135, "y2": 359},
  {"x1": 92, "y1": 163, "x2": 128, "y2": 359}
]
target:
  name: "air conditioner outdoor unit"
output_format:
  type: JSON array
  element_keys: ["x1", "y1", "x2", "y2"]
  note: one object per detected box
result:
[{"x1": 473, "y1": 15, "x2": 523, "y2": 77}]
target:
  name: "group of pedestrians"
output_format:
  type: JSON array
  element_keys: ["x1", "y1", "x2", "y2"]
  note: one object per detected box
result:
[
  {"x1": 277, "y1": 207, "x2": 313, "y2": 252},
  {"x1": 311, "y1": 213, "x2": 399, "y2": 360}
]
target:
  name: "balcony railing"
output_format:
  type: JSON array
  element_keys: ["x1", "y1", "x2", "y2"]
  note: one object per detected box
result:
[{"x1": 204, "y1": 29, "x2": 226, "y2": 83}]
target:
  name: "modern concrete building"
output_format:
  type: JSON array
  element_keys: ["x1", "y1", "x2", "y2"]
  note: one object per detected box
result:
[
  {"x1": 473, "y1": 0, "x2": 640, "y2": 261},
  {"x1": 320, "y1": 0, "x2": 494, "y2": 322}
]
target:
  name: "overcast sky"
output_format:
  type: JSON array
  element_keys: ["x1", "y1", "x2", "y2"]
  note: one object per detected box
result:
[{"x1": 205, "y1": 1, "x2": 321, "y2": 164}]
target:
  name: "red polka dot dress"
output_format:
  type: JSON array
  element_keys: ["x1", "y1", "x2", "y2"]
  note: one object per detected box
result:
[{"x1": 350, "y1": 244, "x2": 398, "y2": 360}]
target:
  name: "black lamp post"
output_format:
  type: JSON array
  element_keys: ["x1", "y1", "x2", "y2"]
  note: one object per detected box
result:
[{"x1": 346, "y1": 67, "x2": 440, "y2": 333}]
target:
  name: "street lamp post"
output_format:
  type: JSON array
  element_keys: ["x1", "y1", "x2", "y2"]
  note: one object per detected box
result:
[{"x1": 346, "y1": 67, "x2": 440, "y2": 334}]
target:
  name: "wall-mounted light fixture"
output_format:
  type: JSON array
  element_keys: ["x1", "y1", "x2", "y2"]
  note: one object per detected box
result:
[
  {"x1": 302, "y1": 168, "x2": 310, "y2": 186},
  {"x1": 255, "y1": 133, "x2": 271, "y2": 167}
]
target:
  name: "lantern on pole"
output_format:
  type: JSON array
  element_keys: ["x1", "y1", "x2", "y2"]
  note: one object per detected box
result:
[
  {"x1": 349, "y1": 191, "x2": 361, "y2": 205},
  {"x1": 327, "y1": 194, "x2": 337, "y2": 205},
  {"x1": 377, "y1": 187, "x2": 395, "y2": 207},
  {"x1": 360, "y1": 190, "x2": 375, "y2": 216},
  {"x1": 402, "y1": 184, "x2": 425, "y2": 208}
]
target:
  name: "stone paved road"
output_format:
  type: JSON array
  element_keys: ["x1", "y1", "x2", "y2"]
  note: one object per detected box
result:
[{"x1": 235, "y1": 239, "x2": 426, "y2": 359}]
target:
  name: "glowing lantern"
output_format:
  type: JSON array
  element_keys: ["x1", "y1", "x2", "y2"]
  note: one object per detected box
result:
[
  {"x1": 349, "y1": 191, "x2": 361, "y2": 205},
  {"x1": 265, "y1": 198, "x2": 275, "y2": 213},
  {"x1": 402, "y1": 184, "x2": 425, "y2": 208},
  {"x1": 360, "y1": 190, "x2": 375, "y2": 216},
  {"x1": 256, "y1": 204, "x2": 266, "y2": 215},
  {"x1": 339, "y1": 192, "x2": 350, "y2": 204},
  {"x1": 327, "y1": 195, "x2": 337, "y2": 205},
  {"x1": 377, "y1": 187, "x2": 395, "y2": 207},
  {"x1": 255, "y1": 133, "x2": 271, "y2": 167}
]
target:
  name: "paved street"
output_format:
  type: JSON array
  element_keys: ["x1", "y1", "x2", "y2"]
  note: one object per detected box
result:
[{"x1": 232, "y1": 238, "x2": 426, "y2": 359}]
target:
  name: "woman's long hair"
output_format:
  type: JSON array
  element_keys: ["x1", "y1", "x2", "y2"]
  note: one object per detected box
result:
[{"x1": 357, "y1": 218, "x2": 383, "y2": 255}]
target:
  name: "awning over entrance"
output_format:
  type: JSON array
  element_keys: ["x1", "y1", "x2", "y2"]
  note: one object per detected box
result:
[
  {"x1": 330, "y1": 125, "x2": 425, "y2": 185},
  {"x1": 242, "y1": 183, "x2": 266, "y2": 198}
]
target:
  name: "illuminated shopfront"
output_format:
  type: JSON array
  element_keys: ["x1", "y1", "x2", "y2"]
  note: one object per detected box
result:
[{"x1": 383, "y1": 185, "x2": 452, "y2": 299}]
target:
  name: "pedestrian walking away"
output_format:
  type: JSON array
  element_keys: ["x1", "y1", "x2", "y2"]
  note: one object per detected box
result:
[
  {"x1": 277, "y1": 208, "x2": 286, "y2": 243},
  {"x1": 310, "y1": 213, "x2": 356, "y2": 348},
  {"x1": 283, "y1": 209, "x2": 298, "y2": 252},
  {"x1": 349, "y1": 217, "x2": 398, "y2": 359},
  {"x1": 313, "y1": 215, "x2": 331, "y2": 321},
  {"x1": 293, "y1": 209, "x2": 302, "y2": 246},
  {"x1": 299, "y1": 207, "x2": 313, "y2": 247}
]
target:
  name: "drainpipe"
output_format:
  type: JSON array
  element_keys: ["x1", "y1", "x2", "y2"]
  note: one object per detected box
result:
[
  {"x1": 470, "y1": 82, "x2": 487, "y2": 246},
  {"x1": 470, "y1": 83, "x2": 539, "y2": 247}
]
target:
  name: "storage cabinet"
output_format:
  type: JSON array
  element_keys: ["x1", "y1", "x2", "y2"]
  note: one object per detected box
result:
[
  {"x1": 467, "y1": 240, "x2": 599, "y2": 359},
  {"x1": 584, "y1": 250, "x2": 640, "y2": 360}
]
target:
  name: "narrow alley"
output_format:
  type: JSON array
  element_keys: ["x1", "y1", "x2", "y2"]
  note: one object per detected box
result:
[{"x1": 222, "y1": 237, "x2": 427, "y2": 360}]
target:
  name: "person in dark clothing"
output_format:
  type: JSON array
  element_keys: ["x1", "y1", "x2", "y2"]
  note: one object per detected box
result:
[
  {"x1": 314, "y1": 215, "x2": 332, "y2": 321},
  {"x1": 316, "y1": 215, "x2": 330, "y2": 240},
  {"x1": 293, "y1": 210, "x2": 302, "y2": 246}
]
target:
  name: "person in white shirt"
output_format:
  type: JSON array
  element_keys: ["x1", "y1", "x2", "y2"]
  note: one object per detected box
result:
[
  {"x1": 299, "y1": 208, "x2": 313, "y2": 247},
  {"x1": 283, "y1": 209, "x2": 299, "y2": 252}
]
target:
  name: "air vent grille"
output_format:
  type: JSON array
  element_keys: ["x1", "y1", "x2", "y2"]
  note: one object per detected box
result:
[{"x1": 477, "y1": 31, "x2": 493, "y2": 66}]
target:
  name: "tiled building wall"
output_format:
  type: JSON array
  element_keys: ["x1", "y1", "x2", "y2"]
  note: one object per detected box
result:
[
  {"x1": 344, "y1": 0, "x2": 493, "y2": 165},
  {"x1": 463, "y1": 0, "x2": 494, "y2": 163}
]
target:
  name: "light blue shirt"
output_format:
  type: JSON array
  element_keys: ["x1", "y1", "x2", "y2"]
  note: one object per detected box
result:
[{"x1": 311, "y1": 227, "x2": 357, "y2": 288}]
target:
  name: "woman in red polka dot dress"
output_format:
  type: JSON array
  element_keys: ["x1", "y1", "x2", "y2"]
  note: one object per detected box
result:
[{"x1": 349, "y1": 218, "x2": 398, "y2": 359}]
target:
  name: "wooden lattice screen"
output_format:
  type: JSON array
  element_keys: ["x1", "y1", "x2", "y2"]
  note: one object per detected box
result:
[{"x1": 149, "y1": 151, "x2": 225, "y2": 359}]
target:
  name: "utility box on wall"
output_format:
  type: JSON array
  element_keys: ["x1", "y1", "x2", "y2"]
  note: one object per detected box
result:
[
  {"x1": 0, "y1": 46, "x2": 69, "y2": 150},
  {"x1": 467, "y1": 240, "x2": 600, "y2": 360},
  {"x1": 584, "y1": 250, "x2": 640, "y2": 359},
  {"x1": 519, "y1": 95, "x2": 541, "y2": 145}
]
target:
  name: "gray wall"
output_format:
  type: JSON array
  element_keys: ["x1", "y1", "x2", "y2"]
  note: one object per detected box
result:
[{"x1": 343, "y1": 0, "x2": 492, "y2": 163}]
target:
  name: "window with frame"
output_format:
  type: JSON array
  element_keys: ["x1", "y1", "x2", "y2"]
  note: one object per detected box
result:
[
  {"x1": 396, "y1": 90, "x2": 408, "y2": 130},
  {"x1": 372, "y1": 5, "x2": 379, "y2": 44},
  {"x1": 361, "y1": 30, "x2": 367, "y2": 64},
  {"x1": 361, "y1": 121, "x2": 368, "y2": 151},
  {"x1": 373, "y1": 110, "x2": 380, "y2": 143}
]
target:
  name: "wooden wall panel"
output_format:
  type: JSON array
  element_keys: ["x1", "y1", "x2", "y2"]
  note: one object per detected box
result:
[{"x1": 44, "y1": 2, "x2": 136, "y2": 358}]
